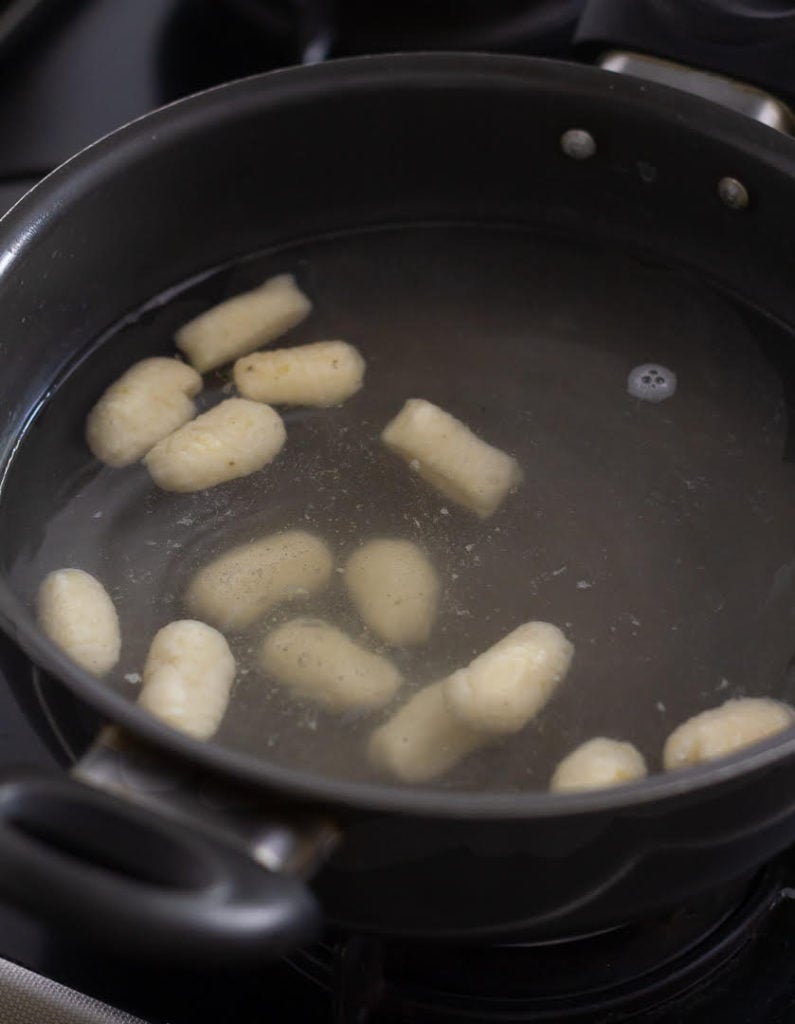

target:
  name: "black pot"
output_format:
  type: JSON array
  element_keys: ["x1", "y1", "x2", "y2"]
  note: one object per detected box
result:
[{"x1": 0, "y1": 44, "x2": 795, "y2": 963}]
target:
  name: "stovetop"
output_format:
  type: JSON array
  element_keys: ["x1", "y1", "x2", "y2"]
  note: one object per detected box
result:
[{"x1": 2, "y1": 2, "x2": 795, "y2": 1022}]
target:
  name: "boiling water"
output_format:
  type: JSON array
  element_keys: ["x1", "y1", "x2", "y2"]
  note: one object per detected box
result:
[{"x1": 3, "y1": 224, "x2": 795, "y2": 792}]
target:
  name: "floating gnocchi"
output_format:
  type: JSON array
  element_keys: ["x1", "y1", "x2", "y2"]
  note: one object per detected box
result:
[
  {"x1": 143, "y1": 397, "x2": 285, "y2": 492},
  {"x1": 663, "y1": 697, "x2": 795, "y2": 770},
  {"x1": 175, "y1": 273, "x2": 312, "y2": 373},
  {"x1": 550, "y1": 737, "x2": 647, "y2": 792},
  {"x1": 443, "y1": 621, "x2": 573, "y2": 735},
  {"x1": 85, "y1": 357, "x2": 202, "y2": 467},
  {"x1": 261, "y1": 618, "x2": 402, "y2": 712},
  {"x1": 36, "y1": 569, "x2": 121, "y2": 676},
  {"x1": 138, "y1": 620, "x2": 235, "y2": 740},
  {"x1": 381, "y1": 398, "x2": 523, "y2": 518},
  {"x1": 344, "y1": 539, "x2": 439, "y2": 646},
  {"x1": 234, "y1": 340, "x2": 365, "y2": 407},
  {"x1": 368, "y1": 680, "x2": 486, "y2": 783},
  {"x1": 185, "y1": 529, "x2": 333, "y2": 632},
  {"x1": 369, "y1": 620, "x2": 573, "y2": 782}
]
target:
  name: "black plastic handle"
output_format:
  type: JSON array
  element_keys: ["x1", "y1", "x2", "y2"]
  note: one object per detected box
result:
[
  {"x1": 0, "y1": 772, "x2": 321, "y2": 964},
  {"x1": 575, "y1": 0, "x2": 795, "y2": 101}
]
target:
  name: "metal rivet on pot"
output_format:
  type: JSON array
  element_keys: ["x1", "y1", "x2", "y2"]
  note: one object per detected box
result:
[
  {"x1": 717, "y1": 177, "x2": 749, "y2": 210},
  {"x1": 560, "y1": 129, "x2": 596, "y2": 160}
]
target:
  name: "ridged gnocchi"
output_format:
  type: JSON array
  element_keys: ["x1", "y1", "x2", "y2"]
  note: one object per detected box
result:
[
  {"x1": 344, "y1": 539, "x2": 439, "y2": 646},
  {"x1": 443, "y1": 621, "x2": 573, "y2": 735},
  {"x1": 261, "y1": 617, "x2": 402, "y2": 712},
  {"x1": 175, "y1": 273, "x2": 312, "y2": 373},
  {"x1": 381, "y1": 398, "x2": 523, "y2": 518},
  {"x1": 234, "y1": 340, "x2": 365, "y2": 407},
  {"x1": 37, "y1": 569, "x2": 121, "y2": 676},
  {"x1": 144, "y1": 398, "x2": 285, "y2": 492},
  {"x1": 138, "y1": 620, "x2": 235, "y2": 739},
  {"x1": 663, "y1": 698, "x2": 795, "y2": 770},
  {"x1": 370, "y1": 621, "x2": 574, "y2": 783},
  {"x1": 185, "y1": 529, "x2": 333, "y2": 632},
  {"x1": 85, "y1": 357, "x2": 202, "y2": 467}
]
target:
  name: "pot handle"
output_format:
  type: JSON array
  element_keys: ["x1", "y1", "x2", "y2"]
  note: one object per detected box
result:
[
  {"x1": 0, "y1": 738, "x2": 332, "y2": 963},
  {"x1": 575, "y1": 0, "x2": 795, "y2": 104}
]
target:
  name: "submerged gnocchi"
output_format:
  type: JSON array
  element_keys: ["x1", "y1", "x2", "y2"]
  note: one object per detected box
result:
[
  {"x1": 175, "y1": 273, "x2": 312, "y2": 373},
  {"x1": 185, "y1": 529, "x2": 334, "y2": 632},
  {"x1": 261, "y1": 617, "x2": 402, "y2": 712},
  {"x1": 369, "y1": 621, "x2": 574, "y2": 782},
  {"x1": 344, "y1": 539, "x2": 439, "y2": 646},
  {"x1": 368, "y1": 680, "x2": 486, "y2": 783}
]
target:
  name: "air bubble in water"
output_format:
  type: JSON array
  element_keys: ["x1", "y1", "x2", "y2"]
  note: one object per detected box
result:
[{"x1": 627, "y1": 363, "x2": 677, "y2": 403}]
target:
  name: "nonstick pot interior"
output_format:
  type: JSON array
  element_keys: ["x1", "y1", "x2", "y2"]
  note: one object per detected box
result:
[{"x1": 0, "y1": 54, "x2": 795, "y2": 819}]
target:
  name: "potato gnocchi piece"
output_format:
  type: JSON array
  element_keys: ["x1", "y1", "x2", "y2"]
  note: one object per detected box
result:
[
  {"x1": 85, "y1": 357, "x2": 202, "y2": 467},
  {"x1": 186, "y1": 529, "x2": 333, "y2": 632},
  {"x1": 368, "y1": 680, "x2": 486, "y2": 783},
  {"x1": 381, "y1": 398, "x2": 523, "y2": 518},
  {"x1": 138, "y1": 620, "x2": 235, "y2": 740},
  {"x1": 663, "y1": 697, "x2": 795, "y2": 771},
  {"x1": 261, "y1": 618, "x2": 401, "y2": 712},
  {"x1": 443, "y1": 621, "x2": 573, "y2": 735},
  {"x1": 344, "y1": 539, "x2": 439, "y2": 646},
  {"x1": 550, "y1": 738, "x2": 647, "y2": 793},
  {"x1": 37, "y1": 569, "x2": 120, "y2": 676},
  {"x1": 234, "y1": 340, "x2": 365, "y2": 407},
  {"x1": 175, "y1": 273, "x2": 312, "y2": 373},
  {"x1": 144, "y1": 397, "x2": 285, "y2": 492}
]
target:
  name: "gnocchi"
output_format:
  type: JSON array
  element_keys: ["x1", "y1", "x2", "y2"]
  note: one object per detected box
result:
[
  {"x1": 663, "y1": 697, "x2": 795, "y2": 770},
  {"x1": 138, "y1": 620, "x2": 235, "y2": 740},
  {"x1": 143, "y1": 397, "x2": 285, "y2": 492},
  {"x1": 550, "y1": 737, "x2": 647, "y2": 792},
  {"x1": 185, "y1": 529, "x2": 333, "y2": 632},
  {"x1": 381, "y1": 398, "x2": 523, "y2": 518},
  {"x1": 37, "y1": 569, "x2": 121, "y2": 676},
  {"x1": 234, "y1": 340, "x2": 365, "y2": 407},
  {"x1": 261, "y1": 617, "x2": 402, "y2": 712},
  {"x1": 175, "y1": 273, "x2": 312, "y2": 373},
  {"x1": 443, "y1": 621, "x2": 573, "y2": 735},
  {"x1": 368, "y1": 680, "x2": 486, "y2": 783},
  {"x1": 85, "y1": 357, "x2": 202, "y2": 467},
  {"x1": 344, "y1": 539, "x2": 439, "y2": 646}
]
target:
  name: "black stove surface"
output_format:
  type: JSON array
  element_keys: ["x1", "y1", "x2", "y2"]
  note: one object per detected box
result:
[{"x1": 2, "y1": 2, "x2": 795, "y2": 1022}]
